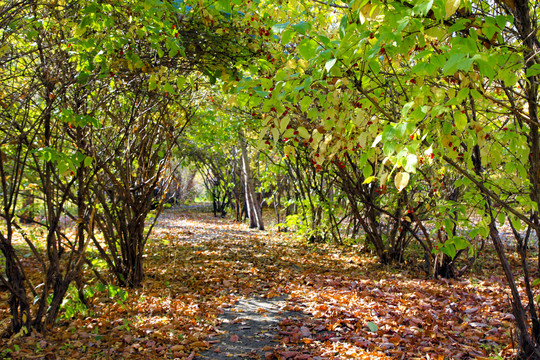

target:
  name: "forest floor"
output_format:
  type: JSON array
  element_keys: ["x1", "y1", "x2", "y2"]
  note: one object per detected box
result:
[{"x1": 0, "y1": 207, "x2": 524, "y2": 359}]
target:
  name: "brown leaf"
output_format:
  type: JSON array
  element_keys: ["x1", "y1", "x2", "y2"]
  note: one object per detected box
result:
[
  {"x1": 278, "y1": 350, "x2": 299, "y2": 359},
  {"x1": 300, "y1": 326, "x2": 311, "y2": 338},
  {"x1": 170, "y1": 345, "x2": 185, "y2": 352}
]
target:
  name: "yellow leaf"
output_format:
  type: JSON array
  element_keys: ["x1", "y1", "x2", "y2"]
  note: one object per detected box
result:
[
  {"x1": 394, "y1": 171, "x2": 410, "y2": 192},
  {"x1": 363, "y1": 176, "x2": 376, "y2": 184},
  {"x1": 445, "y1": 0, "x2": 461, "y2": 18},
  {"x1": 285, "y1": 59, "x2": 296, "y2": 69},
  {"x1": 298, "y1": 126, "x2": 310, "y2": 139},
  {"x1": 361, "y1": 4, "x2": 381, "y2": 21},
  {"x1": 298, "y1": 59, "x2": 308, "y2": 69},
  {"x1": 454, "y1": 112, "x2": 467, "y2": 131},
  {"x1": 226, "y1": 95, "x2": 238, "y2": 107}
]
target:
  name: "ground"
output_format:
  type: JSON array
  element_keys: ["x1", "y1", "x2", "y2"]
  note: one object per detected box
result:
[{"x1": 0, "y1": 207, "x2": 520, "y2": 359}]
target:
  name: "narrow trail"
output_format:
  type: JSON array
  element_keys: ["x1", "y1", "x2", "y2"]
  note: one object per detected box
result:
[
  {"x1": 151, "y1": 208, "x2": 514, "y2": 360},
  {"x1": 154, "y1": 208, "x2": 321, "y2": 360},
  {"x1": 196, "y1": 296, "x2": 313, "y2": 360}
]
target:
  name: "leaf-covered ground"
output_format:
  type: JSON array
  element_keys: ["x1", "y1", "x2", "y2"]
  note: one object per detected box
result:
[{"x1": 0, "y1": 208, "x2": 520, "y2": 359}]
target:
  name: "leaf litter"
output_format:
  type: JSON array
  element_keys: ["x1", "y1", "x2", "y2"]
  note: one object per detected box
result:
[{"x1": 0, "y1": 208, "x2": 519, "y2": 359}]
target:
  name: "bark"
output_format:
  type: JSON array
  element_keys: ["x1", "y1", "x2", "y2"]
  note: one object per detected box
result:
[
  {"x1": 0, "y1": 232, "x2": 31, "y2": 336},
  {"x1": 508, "y1": 0, "x2": 540, "y2": 355},
  {"x1": 239, "y1": 131, "x2": 264, "y2": 230},
  {"x1": 488, "y1": 211, "x2": 540, "y2": 359}
]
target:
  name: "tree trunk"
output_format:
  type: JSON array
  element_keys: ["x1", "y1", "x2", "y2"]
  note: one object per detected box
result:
[
  {"x1": 488, "y1": 210, "x2": 540, "y2": 359},
  {"x1": 120, "y1": 217, "x2": 145, "y2": 287},
  {"x1": 239, "y1": 133, "x2": 264, "y2": 230},
  {"x1": 0, "y1": 232, "x2": 31, "y2": 336}
]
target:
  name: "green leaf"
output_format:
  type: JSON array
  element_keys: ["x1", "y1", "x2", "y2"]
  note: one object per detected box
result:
[
  {"x1": 298, "y1": 38, "x2": 319, "y2": 60},
  {"x1": 77, "y1": 71, "x2": 90, "y2": 84},
  {"x1": 359, "y1": 152, "x2": 368, "y2": 168},
  {"x1": 298, "y1": 126, "x2": 310, "y2": 138},
  {"x1": 280, "y1": 117, "x2": 291, "y2": 133},
  {"x1": 149, "y1": 77, "x2": 158, "y2": 91},
  {"x1": 449, "y1": 18, "x2": 468, "y2": 32},
  {"x1": 217, "y1": 0, "x2": 231, "y2": 13},
  {"x1": 445, "y1": 218, "x2": 454, "y2": 233},
  {"x1": 291, "y1": 21, "x2": 311, "y2": 35},
  {"x1": 300, "y1": 96, "x2": 312, "y2": 112},
  {"x1": 168, "y1": 47, "x2": 179, "y2": 58},
  {"x1": 325, "y1": 58, "x2": 337, "y2": 73},
  {"x1": 454, "y1": 112, "x2": 467, "y2": 131},
  {"x1": 453, "y1": 236, "x2": 469, "y2": 250},
  {"x1": 339, "y1": 14, "x2": 348, "y2": 38},
  {"x1": 163, "y1": 83, "x2": 176, "y2": 94},
  {"x1": 261, "y1": 78, "x2": 273, "y2": 90},
  {"x1": 382, "y1": 125, "x2": 395, "y2": 142},
  {"x1": 282, "y1": 29, "x2": 294, "y2": 44},
  {"x1": 383, "y1": 142, "x2": 395, "y2": 156},
  {"x1": 84, "y1": 156, "x2": 93, "y2": 167},
  {"x1": 442, "y1": 53, "x2": 465, "y2": 75},
  {"x1": 476, "y1": 59, "x2": 495, "y2": 80},
  {"x1": 498, "y1": 211, "x2": 505, "y2": 226},
  {"x1": 456, "y1": 88, "x2": 469, "y2": 102},
  {"x1": 442, "y1": 242, "x2": 457, "y2": 258},
  {"x1": 414, "y1": 0, "x2": 434, "y2": 16},
  {"x1": 511, "y1": 216, "x2": 522, "y2": 232},
  {"x1": 526, "y1": 64, "x2": 540, "y2": 78},
  {"x1": 272, "y1": 22, "x2": 290, "y2": 34},
  {"x1": 363, "y1": 164, "x2": 373, "y2": 178},
  {"x1": 367, "y1": 322, "x2": 378, "y2": 332},
  {"x1": 176, "y1": 76, "x2": 186, "y2": 89}
]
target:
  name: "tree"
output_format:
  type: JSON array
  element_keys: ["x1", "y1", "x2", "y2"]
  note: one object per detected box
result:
[
  {"x1": 0, "y1": 0, "x2": 268, "y2": 335},
  {"x1": 0, "y1": 1, "x2": 92, "y2": 334},
  {"x1": 236, "y1": 0, "x2": 540, "y2": 357},
  {"x1": 86, "y1": 81, "x2": 187, "y2": 287}
]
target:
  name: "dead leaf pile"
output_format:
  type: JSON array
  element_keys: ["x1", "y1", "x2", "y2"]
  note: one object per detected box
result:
[{"x1": 0, "y1": 209, "x2": 518, "y2": 359}]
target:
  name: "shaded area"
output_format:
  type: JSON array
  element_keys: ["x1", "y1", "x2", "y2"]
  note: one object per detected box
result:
[{"x1": 197, "y1": 296, "x2": 316, "y2": 359}]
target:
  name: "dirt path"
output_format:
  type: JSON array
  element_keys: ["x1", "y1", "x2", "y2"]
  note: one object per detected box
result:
[
  {"x1": 0, "y1": 208, "x2": 517, "y2": 359},
  {"x1": 156, "y1": 209, "x2": 321, "y2": 359},
  {"x1": 196, "y1": 296, "x2": 318, "y2": 360}
]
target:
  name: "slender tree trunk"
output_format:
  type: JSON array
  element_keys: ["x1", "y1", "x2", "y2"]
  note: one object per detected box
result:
[
  {"x1": 239, "y1": 132, "x2": 264, "y2": 230},
  {"x1": 507, "y1": 0, "x2": 540, "y2": 354},
  {"x1": 488, "y1": 210, "x2": 540, "y2": 359},
  {"x1": 0, "y1": 147, "x2": 32, "y2": 336},
  {"x1": 0, "y1": 232, "x2": 31, "y2": 336}
]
